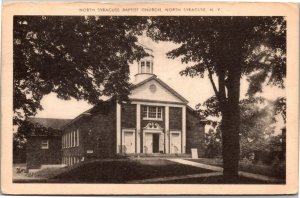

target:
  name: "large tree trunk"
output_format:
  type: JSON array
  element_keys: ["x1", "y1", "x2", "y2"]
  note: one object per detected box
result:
[
  {"x1": 221, "y1": 104, "x2": 240, "y2": 182},
  {"x1": 220, "y1": 55, "x2": 242, "y2": 182}
]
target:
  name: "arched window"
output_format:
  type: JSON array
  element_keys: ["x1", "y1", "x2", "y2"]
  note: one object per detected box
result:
[
  {"x1": 141, "y1": 61, "x2": 145, "y2": 73},
  {"x1": 146, "y1": 61, "x2": 151, "y2": 73}
]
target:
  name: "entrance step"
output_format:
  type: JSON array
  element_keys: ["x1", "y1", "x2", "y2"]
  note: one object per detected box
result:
[{"x1": 126, "y1": 153, "x2": 192, "y2": 159}]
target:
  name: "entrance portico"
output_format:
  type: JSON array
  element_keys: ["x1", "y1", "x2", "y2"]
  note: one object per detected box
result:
[
  {"x1": 117, "y1": 100, "x2": 187, "y2": 155},
  {"x1": 143, "y1": 122, "x2": 164, "y2": 154}
]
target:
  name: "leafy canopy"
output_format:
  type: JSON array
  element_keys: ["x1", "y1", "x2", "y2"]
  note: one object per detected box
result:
[
  {"x1": 14, "y1": 16, "x2": 147, "y2": 125},
  {"x1": 147, "y1": 16, "x2": 286, "y2": 101}
]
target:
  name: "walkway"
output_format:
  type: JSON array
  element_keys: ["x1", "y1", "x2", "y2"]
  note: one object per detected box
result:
[
  {"x1": 167, "y1": 158, "x2": 284, "y2": 183},
  {"x1": 128, "y1": 172, "x2": 222, "y2": 183}
]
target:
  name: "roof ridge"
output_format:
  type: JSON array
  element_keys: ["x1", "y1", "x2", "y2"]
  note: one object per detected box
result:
[
  {"x1": 28, "y1": 117, "x2": 72, "y2": 120},
  {"x1": 132, "y1": 75, "x2": 188, "y2": 103}
]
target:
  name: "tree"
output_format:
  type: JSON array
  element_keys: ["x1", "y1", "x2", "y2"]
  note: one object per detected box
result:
[
  {"x1": 205, "y1": 127, "x2": 222, "y2": 158},
  {"x1": 239, "y1": 97, "x2": 276, "y2": 159},
  {"x1": 200, "y1": 96, "x2": 277, "y2": 160},
  {"x1": 147, "y1": 17, "x2": 286, "y2": 181},
  {"x1": 274, "y1": 97, "x2": 286, "y2": 123},
  {"x1": 14, "y1": 16, "x2": 147, "y2": 125}
]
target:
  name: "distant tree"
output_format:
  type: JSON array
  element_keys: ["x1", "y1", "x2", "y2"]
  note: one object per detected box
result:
[
  {"x1": 274, "y1": 97, "x2": 286, "y2": 123},
  {"x1": 239, "y1": 97, "x2": 276, "y2": 159},
  {"x1": 205, "y1": 128, "x2": 222, "y2": 158},
  {"x1": 13, "y1": 132, "x2": 27, "y2": 163},
  {"x1": 14, "y1": 16, "x2": 147, "y2": 125},
  {"x1": 200, "y1": 96, "x2": 277, "y2": 159},
  {"x1": 148, "y1": 16, "x2": 286, "y2": 180}
]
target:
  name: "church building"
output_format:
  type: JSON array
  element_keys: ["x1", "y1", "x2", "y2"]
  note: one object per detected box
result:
[{"x1": 61, "y1": 47, "x2": 206, "y2": 166}]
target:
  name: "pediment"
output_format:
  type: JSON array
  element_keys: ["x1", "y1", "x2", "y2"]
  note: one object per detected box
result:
[
  {"x1": 129, "y1": 77, "x2": 188, "y2": 104},
  {"x1": 143, "y1": 122, "x2": 163, "y2": 130}
]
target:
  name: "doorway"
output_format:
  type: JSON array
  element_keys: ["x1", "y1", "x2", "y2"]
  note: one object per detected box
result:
[
  {"x1": 122, "y1": 130, "x2": 135, "y2": 154},
  {"x1": 170, "y1": 132, "x2": 181, "y2": 154},
  {"x1": 153, "y1": 134, "x2": 160, "y2": 153}
]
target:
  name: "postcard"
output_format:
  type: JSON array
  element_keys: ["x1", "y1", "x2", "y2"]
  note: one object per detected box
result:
[{"x1": 1, "y1": 2, "x2": 298, "y2": 195}]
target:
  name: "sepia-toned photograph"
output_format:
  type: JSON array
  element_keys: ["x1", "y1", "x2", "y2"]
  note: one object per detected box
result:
[{"x1": 2, "y1": 2, "x2": 298, "y2": 195}]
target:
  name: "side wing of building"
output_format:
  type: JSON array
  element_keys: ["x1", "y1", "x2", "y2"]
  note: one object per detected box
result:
[{"x1": 62, "y1": 100, "x2": 116, "y2": 165}]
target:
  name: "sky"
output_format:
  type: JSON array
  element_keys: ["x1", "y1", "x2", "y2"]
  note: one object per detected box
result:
[{"x1": 35, "y1": 36, "x2": 285, "y2": 126}]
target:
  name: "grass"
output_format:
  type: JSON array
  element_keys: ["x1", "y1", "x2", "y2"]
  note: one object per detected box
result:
[
  {"x1": 156, "y1": 175, "x2": 273, "y2": 184},
  {"x1": 187, "y1": 158, "x2": 285, "y2": 179},
  {"x1": 15, "y1": 158, "x2": 284, "y2": 184},
  {"x1": 30, "y1": 159, "x2": 213, "y2": 183}
]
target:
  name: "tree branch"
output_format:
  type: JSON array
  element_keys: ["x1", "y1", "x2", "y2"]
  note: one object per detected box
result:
[
  {"x1": 208, "y1": 70, "x2": 219, "y2": 99},
  {"x1": 218, "y1": 69, "x2": 227, "y2": 102}
]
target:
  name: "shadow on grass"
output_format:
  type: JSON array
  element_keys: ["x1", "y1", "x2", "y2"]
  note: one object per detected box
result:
[
  {"x1": 187, "y1": 158, "x2": 286, "y2": 180},
  {"x1": 50, "y1": 159, "x2": 213, "y2": 183},
  {"x1": 155, "y1": 175, "x2": 285, "y2": 184}
]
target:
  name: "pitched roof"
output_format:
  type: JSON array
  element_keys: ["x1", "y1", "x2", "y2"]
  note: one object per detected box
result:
[
  {"x1": 132, "y1": 75, "x2": 189, "y2": 104},
  {"x1": 63, "y1": 76, "x2": 190, "y2": 128},
  {"x1": 27, "y1": 117, "x2": 72, "y2": 130},
  {"x1": 61, "y1": 100, "x2": 115, "y2": 130}
]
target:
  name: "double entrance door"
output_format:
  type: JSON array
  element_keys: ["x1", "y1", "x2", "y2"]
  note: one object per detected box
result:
[{"x1": 144, "y1": 133, "x2": 160, "y2": 153}]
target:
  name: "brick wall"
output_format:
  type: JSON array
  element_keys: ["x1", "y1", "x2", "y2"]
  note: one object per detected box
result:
[
  {"x1": 186, "y1": 109, "x2": 205, "y2": 157},
  {"x1": 121, "y1": 103, "x2": 136, "y2": 128},
  {"x1": 63, "y1": 101, "x2": 116, "y2": 160},
  {"x1": 169, "y1": 107, "x2": 182, "y2": 130},
  {"x1": 62, "y1": 117, "x2": 89, "y2": 158},
  {"x1": 26, "y1": 136, "x2": 62, "y2": 169}
]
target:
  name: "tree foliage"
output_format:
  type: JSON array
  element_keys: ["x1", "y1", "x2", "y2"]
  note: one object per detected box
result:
[
  {"x1": 14, "y1": 16, "x2": 147, "y2": 125},
  {"x1": 239, "y1": 97, "x2": 276, "y2": 158},
  {"x1": 274, "y1": 97, "x2": 286, "y2": 123},
  {"x1": 204, "y1": 96, "x2": 278, "y2": 159},
  {"x1": 147, "y1": 16, "x2": 286, "y2": 179},
  {"x1": 17, "y1": 120, "x2": 61, "y2": 137},
  {"x1": 205, "y1": 128, "x2": 222, "y2": 158},
  {"x1": 147, "y1": 17, "x2": 286, "y2": 96}
]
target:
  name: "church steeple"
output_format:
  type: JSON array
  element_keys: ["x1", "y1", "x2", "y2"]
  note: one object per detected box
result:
[{"x1": 135, "y1": 44, "x2": 156, "y2": 83}]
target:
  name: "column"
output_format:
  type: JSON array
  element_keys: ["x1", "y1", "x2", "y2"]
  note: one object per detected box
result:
[
  {"x1": 116, "y1": 101, "x2": 121, "y2": 153},
  {"x1": 136, "y1": 104, "x2": 141, "y2": 153},
  {"x1": 182, "y1": 106, "x2": 186, "y2": 153},
  {"x1": 143, "y1": 130, "x2": 146, "y2": 153},
  {"x1": 165, "y1": 106, "x2": 169, "y2": 154}
]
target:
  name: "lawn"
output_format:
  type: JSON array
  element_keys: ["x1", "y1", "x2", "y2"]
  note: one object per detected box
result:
[
  {"x1": 187, "y1": 158, "x2": 285, "y2": 180},
  {"x1": 27, "y1": 159, "x2": 213, "y2": 183},
  {"x1": 156, "y1": 175, "x2": 273, "y2": 184}
]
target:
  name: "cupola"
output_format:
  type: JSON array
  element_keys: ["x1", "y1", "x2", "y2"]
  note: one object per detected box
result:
[{"x1": 135, "y1": 45, "x2": 156, "y2": 83}]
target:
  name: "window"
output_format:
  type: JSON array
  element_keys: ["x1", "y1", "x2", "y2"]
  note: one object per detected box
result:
[
  {"x1": 146, "y1": 61, "x2": 151, "y2": 73},
  {"x1": 77, "y1": 129, "x2": 79, "y2": 146},
  {"x1": 149, "y1": 106, "x2": 156, "y2": 118},
  {"x1": 142, "y1": 106, "x2": 148, "y2": 118},
  {"x1": 64, "y1": 135, "x2": 66, "y2": 148},
  {"x1": 141, "y1": 61, "x2": 145, "y2": 73},
  {"x1": 70, "y1": 132, "x2": 73, "y2": 147},
  {"x1": 72, "y1": 131, "x2": 76, "y2": 147},
  {"x1": 72, "y1": 131, "x2": 75, "y2": 147},
  {"x1": 68, "y1": 133, "x2": 70, "y2": 148},
  {"x1": 74, "y1": 131, "x2": 77, "y2": 147},
  {"x1": 41, "y1": 140, "x2": 49, "y2": 149},
  {"x1": 71, "y1": 132, "x2": 73, "y2": 147},
  {"x1": 142, "y1": 106, "x2": 162, "y2": 120}
]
